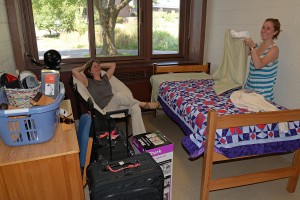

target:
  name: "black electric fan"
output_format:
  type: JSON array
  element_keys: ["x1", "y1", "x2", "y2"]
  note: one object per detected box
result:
[{"x1": 44, "y1": 49, "x2": 61, "y2": 70}]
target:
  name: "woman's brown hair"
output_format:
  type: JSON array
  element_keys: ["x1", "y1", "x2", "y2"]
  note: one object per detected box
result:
[
  {"x1": 83, "y1": 59, "x2": 100, "y2": 79},
  {"x1": 265, "y1": 18, "x2": 281, "y2": 39}
]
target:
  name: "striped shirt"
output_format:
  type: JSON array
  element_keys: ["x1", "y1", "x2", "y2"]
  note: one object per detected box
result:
[{"x1": 244, "y1": 44, "x2": 278, "y2": 101}]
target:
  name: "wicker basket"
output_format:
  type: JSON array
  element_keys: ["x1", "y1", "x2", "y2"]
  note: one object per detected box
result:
[{"x1": 5, "y1": 83, "x2": 41, "y2": 108}]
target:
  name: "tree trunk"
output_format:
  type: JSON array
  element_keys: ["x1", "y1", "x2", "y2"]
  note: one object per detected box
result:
[
  {"x1": 94, "y1": 0, "x2": 131, "y2": 56},
  {"x1": 100, "y1": 15, "x2": 118, "y2": 55}
]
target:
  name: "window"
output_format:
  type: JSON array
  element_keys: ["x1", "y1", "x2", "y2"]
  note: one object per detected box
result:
[
  {"x1": 31, "y1": 0, "x2": 89, "y2": 59},
  {"x1": 152, "y1": 0, "x2": 180, "y2": 55},
  {"x1": 20, "y1": 0, "x2": 197, "y2": 65},
  {"x1": 93, "y1": 0, "x2": 139, "y2": 57}
]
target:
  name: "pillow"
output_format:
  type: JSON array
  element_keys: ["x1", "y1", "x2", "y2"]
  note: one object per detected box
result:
[{"x1": 101, "y1": 70, "x2": 132, "y2": 97}]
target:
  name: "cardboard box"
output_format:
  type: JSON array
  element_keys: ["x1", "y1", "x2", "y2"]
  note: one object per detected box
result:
[{"x1": 132, "y1": 130, "x2": 173, "y2": 200}]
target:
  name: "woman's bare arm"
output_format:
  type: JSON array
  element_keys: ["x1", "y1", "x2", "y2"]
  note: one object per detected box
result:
[
  {"x1": 100, "y1": 62, "x2": 116, "y2": 79},
  {"x1": 245, "y1": 37, "x2": 279, "y2": 69},
  {"x1": 250, "y1": 46, "x2": 279, "y2": 69},
  {"x1": 72, "y1": 64, "x2": 88, "y2": 87}
]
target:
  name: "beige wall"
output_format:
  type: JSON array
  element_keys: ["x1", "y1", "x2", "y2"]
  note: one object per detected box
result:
[
  {"x1": 205, "y1": 0, "x2": 300, "y2": 109},
  {"x1": 0, "y1": 0, "x2": 16, "y2": 76}
]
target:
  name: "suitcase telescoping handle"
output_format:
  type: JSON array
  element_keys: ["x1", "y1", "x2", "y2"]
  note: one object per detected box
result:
[
  {"x1": 106, "y1": 160, "x2": 140, "y2": 173},
  {"x1": 106, "y1": 109, "x2": 130, "y2": 161}
]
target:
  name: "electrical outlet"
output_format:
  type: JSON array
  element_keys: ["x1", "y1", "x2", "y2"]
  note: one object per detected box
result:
[{"x1": 192, "y1": 47, "x2": 196, "y2": 54}]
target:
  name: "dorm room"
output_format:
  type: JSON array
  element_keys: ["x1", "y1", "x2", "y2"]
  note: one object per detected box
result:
[
  {"x1": 152, "y1": 63, "x2": 300, "y2": 200},
  {"x1": 2, "y1": 0, "x2": 300, "y2": 200}
]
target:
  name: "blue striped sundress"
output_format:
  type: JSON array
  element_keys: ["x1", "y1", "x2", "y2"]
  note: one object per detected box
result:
[{"x1": 244, "y1": 44, "x2": 278, "y2": 101}]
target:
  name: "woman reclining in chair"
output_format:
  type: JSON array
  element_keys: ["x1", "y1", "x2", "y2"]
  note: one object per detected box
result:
[{"x1": 72, "y1": 59, "x2": 159, "y2": 136}]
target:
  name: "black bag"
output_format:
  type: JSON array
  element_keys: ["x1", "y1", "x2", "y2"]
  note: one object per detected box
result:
[{"x1": 87, "y1": 153, "x2": 164, "y2": 200}]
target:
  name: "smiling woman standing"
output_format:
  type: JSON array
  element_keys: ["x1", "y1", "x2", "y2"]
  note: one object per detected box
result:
[{"x1": 243, "y1": 18, "x2": 281, "y2": 102}]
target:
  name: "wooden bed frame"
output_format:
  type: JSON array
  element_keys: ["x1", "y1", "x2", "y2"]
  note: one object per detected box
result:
[
  {"x1": 151, "y1": 63, "x2": 210, "y2": 117},
  {"x1": 152, "y1": 63, "x2": 210, "y2": 75},
  {"x1": 151, "y1": 64, "x2": 300, "y2": 199},
  {"x1": 201, "y1": 109, "x2": 300, "y2": 200}
]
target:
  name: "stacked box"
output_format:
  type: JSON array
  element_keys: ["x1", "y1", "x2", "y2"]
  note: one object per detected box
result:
[{"x1": 132, "y1": 130, "x2": 173, "y2": 200}]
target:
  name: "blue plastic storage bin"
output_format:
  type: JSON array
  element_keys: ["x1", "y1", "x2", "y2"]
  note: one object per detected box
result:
[{"x1": 0, "y1": 83, "x2": 65, "y2": 146}]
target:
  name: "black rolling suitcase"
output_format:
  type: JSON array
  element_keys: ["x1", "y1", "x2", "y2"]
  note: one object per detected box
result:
[{"x1": 87, "y1": 152, "x2": 164, "y2": 200}]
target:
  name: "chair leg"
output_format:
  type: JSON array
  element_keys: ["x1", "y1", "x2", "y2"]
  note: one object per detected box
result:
[
  {"x1": 287, "y1": 149, "x2": 300, "y2": 192},
  {"x1": 125, "y1": 114, "x2": 130, "y2": 156},
  {"x1": 153, "y1": 109, "x2": 157, "y2": 118}
]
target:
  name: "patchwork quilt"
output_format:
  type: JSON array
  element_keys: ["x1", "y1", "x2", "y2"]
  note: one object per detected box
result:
[{"x1": 157, "y1": 79, "x2": 300, "y2": 158}]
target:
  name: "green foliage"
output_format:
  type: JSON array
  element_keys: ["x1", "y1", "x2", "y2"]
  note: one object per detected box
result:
[
  {"x1": 116, "y1": 17, "x2": 124, "y2": 24},
  {"x1": 115, "y1": 22, "x2": 138, "y2": 50},
  {"x1": 153, "y1": 11, "x2": 179, "y2": 23},
  {"x1": 35, "y1": 0, "x2": 179, "y2": 54},
  {"x1": 152, "y1": 11, "x2": 179, "y2": 51},
  {"x1": 162, "y1": 10, "x2": 179, "y2": 22},
  {"x1": 74, "y1": 6, "x2": 88, "y2": 35},
  {"x1": 130, "y1": 12, "x2": 136, "y2": 17},
  {"x1": 32, "y1": 0, "x2": 85, "y2": 35},
  {"x1": 153, "y1": 30, "x2": 178, "y2": 51}
]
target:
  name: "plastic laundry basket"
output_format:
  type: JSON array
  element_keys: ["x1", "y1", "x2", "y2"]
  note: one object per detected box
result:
[{"x1": 0, "y1": 83, "x2": 65, "y2": 146}]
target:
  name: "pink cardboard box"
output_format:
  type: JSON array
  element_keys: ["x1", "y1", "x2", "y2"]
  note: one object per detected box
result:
[{"x1": 132, "y1": 130, "x2": 174, "y2": 200}]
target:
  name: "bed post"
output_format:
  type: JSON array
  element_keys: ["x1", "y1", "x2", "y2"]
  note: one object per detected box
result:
[
  {"x1": 152, "y1": 63, "x2": 158, "y2": 75},
  {"x1": 200, "y1": 110, "x2": 218, "y2": 200},
  {"x1": 287, "y1": 149, "x2": 300, "y2": 192},
  {"x1": 206, "y1": 62, "x2": 211, "y2": 74}
]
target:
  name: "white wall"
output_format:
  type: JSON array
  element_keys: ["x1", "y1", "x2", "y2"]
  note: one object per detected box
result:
[
  {"x1": 205, "y1": 0, "x2": 300, "y2": 109},
  {"x1": 0, "y1": 0, "x2": 17, "y2": 76}
]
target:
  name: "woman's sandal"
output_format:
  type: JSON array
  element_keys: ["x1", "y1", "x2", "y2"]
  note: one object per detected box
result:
[{"x1": 142, "y1": 102, "x2": 159, "y2": 110}]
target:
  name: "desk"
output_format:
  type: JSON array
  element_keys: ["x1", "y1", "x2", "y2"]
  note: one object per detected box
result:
[{"x1": 0, "y1": 100, "x2": 84, "y2": 200}]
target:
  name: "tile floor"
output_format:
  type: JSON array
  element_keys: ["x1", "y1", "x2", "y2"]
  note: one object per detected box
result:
[{"x1": 84, "y1": 110, "x2": 300, "y2": 200}]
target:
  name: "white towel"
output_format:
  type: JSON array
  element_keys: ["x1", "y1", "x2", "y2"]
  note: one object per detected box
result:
[
  {"x1": 230, "y1": 29, "x2": 250, "y2": 39},
  {"x1": 230, "y1": 90, "x2": 288, "y2": 133}
]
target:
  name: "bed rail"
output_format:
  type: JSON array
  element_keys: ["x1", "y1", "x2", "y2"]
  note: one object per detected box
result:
[
  {"x1": 152, "y1": 63, "x2": 210, "y2": 75},
  {"x1": 200, "y1": 109, "x2": 300, "y2": 200}
]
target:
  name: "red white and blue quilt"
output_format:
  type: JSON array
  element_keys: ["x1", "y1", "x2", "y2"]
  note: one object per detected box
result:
[{"x1": 157, "y1": 79, "x2": 300, "y2": 159}]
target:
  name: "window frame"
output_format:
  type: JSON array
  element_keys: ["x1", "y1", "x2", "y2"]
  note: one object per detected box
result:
[{"x1": 17, "y1": 0, "x2": 204, "y2": 68}]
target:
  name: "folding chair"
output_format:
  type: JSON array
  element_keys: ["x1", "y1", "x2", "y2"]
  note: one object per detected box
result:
[{"x1": 70, "y1": 72, "x2": 132, "y2": 161}]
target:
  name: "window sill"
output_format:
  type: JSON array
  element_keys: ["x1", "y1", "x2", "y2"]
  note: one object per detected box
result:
[{"x1": 27, "y1": 59, "x2": 200, "y2": 73}]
